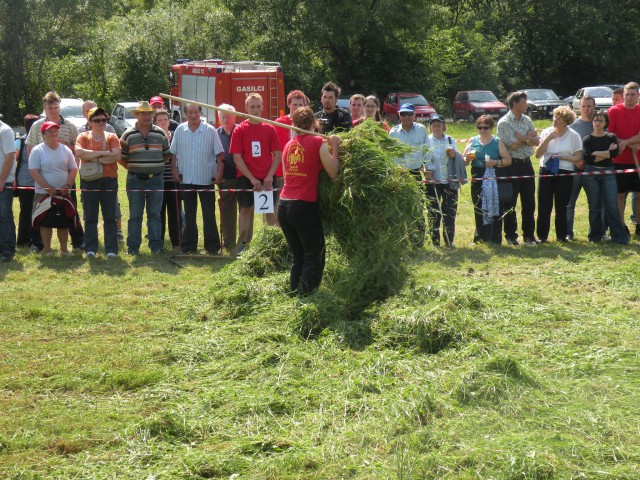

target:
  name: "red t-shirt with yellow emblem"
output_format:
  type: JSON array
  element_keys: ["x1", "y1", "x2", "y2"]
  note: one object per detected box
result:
[{"x1": 280, "y1": 134, "x2": 324, "y2": 202}]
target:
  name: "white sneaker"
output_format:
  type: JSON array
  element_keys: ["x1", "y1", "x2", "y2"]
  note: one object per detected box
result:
[
  {"x1": 86, "y1": 251, "x2": 96, "y2": 258},
  {"x1": 106, "y1": 252, "x2": 118, "y2": 259}
]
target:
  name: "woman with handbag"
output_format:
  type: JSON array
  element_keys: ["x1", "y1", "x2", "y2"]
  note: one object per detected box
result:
[
  {"x1": 28, "y1": 121, "x2": 79, "y2": 256},
  {"x1": 464, "y1": 115, "x2": 512, "y2": 245},
  {"x1": 535, "y1": 106, "x2": 583, "y2": 243},
  {"x1": 75, "y1": 107, "x2": 122, "y2": 258}
]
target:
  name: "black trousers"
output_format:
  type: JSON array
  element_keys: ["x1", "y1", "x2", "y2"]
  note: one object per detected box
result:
[
  {"x1": 278, "y1": 200, "x2": 325, "y2": 295},
  {"x1": 161, "y1": 181, "x2": 183, "y2": 247},
  {"x1": 69, "y1": 184, "x2": 84, "y2": 249},
  {"x1": 503, "y1": 158, "x2": 536, "y2": 241},
  {"x1": 16, "y1": 187, "x2": 43, "y2": 249},
  {"x1": 180, "y1": 184, "x2": 220, "y2": 253},
  {"x1": 536, "y1": 168, "x2": 573, "y2": 241},
  {"x1": 425, "y1": 183, "x2": 458, "y2": 246},
  {"x1": 471, "y1": 168, "x2": 504, "y2": 244}
]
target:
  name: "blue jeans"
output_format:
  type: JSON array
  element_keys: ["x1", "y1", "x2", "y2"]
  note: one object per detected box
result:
[
  {"x1": 126, "y1": 173, "x2": 164, "y2": 252},
  {"x1": 582, "y1": 166, "x2": 629, "y2": 243},
  {"x1": 81, "y1": 177, "x2": 119, "y2": 254},
  {"x1": 0, "y1": 184, "x2": 16, "y2": 256}
]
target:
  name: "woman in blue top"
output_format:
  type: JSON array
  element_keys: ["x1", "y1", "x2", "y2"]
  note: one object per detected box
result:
[{"x1": 464, "y1": 115, "x2": 511, "y2": 244}]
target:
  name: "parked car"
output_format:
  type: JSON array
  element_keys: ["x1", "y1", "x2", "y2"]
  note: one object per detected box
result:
[
  {"x1": 382, "y1": 92, "x2": 436, "y2": 122},
  {"x1": 41, "y1": 98, "x2": 86, "y2": 129},
  {"x1": 522, "y1": 89, "x2": 565, "y2": 119},
  {"x1": 336, "y1": 96, "x2": 350, "y2": 110},
  {"x1": 452, "y1": 90, "x2": 507, "y2": 122},
  {"x1": 572, "y1": 86, "x2": 613, "y2": 112},
  {"x1": 109, "y1": 102, "x2": 139, "y2": 137},
  {"x1": 563, "y1": 95, "x2": 575, "y2": 107}
]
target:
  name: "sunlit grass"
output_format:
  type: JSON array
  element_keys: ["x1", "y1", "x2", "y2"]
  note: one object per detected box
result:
[{"x1": 2, "y1": 120, "x2": 640, "y2": 478}]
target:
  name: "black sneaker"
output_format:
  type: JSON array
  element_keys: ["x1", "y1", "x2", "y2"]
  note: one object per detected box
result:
[
  {"x1": 506, "y1": 238, "x2": 519, "y2": 246},
  {"x1": 523, "y1": 237, "x2": 539, "y2": 245},
  {"x1": 126, "y1": 249, "x2": 138, "y2": 255}
]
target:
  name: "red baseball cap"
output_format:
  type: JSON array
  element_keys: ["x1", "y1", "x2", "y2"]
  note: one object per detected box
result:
[
  {"x1": 40, "y1": 121, "x2": 61, "y2": 133},
  {"x1": 149, "y1": 96, "x2": 164, "y2": 106}
]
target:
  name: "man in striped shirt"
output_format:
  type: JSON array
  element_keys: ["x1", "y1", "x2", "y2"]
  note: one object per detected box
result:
[
  {"x1": 120, "y1": 101, "x2": 170, "y2": 254},
  {"x1": 170, "y1": 103, "x2": 224, "y2": 254}
]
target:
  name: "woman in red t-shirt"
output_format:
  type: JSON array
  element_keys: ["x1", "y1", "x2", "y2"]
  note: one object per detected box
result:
[{"x1": 278, "y1": 107, "x2": 340, "y2": 295}]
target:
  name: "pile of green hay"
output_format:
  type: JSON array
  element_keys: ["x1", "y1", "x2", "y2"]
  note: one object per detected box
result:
[{"x1": 318, "y1": 120, "x2": 425, "y2": 308}]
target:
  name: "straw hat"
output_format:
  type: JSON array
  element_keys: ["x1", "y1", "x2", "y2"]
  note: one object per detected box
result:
[{"x1": 132, "y1": 101, "x2": 154, "y2": 114}]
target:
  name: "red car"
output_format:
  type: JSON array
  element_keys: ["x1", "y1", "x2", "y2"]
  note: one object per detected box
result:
[
  {"x1": 383, "y1": 92, "x2": 437, "y2": 122},
  {"x1": 452, "y1": 90, "x2": 508, "y2": 122}
]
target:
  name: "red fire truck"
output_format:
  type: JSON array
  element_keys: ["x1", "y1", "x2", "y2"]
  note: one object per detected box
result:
[{"x1": 169, "y1": 59, "x2": 285, "y2": 124}]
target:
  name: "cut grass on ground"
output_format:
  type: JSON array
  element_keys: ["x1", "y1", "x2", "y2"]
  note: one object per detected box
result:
[{"x1": 2, "y1": 120, "x2": 640, "y2": 478}]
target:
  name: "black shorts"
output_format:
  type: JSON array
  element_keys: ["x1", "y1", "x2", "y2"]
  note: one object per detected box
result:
[
  {"x1": 615, "y1": 167, "x2": 640, "y2": 193},
  {"x1": 236, "y1": 175, "x2": 257, "y2": 208}
]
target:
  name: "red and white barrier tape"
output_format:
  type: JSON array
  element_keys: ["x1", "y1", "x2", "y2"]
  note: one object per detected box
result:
[{"x1": 423, "y1": 167, "x2": 640, "y2": 184}]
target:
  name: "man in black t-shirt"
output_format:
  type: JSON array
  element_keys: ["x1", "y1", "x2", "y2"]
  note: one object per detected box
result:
[{"x1": 315, "y1": 81, "x2": 352, "y2": 134}]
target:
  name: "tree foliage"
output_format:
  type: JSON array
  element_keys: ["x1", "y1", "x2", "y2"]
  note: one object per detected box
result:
[{"x1": 1, "y1": 0, "x2": 639, "y2": 124}]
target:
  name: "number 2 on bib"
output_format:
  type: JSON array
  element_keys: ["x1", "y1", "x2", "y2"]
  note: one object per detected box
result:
[{"x1": 252, "y1": 141, "x2": 262, "y2": 157}]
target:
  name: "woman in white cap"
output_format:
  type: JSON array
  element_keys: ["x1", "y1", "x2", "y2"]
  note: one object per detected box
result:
[{"x1": 424, "y1": 114, "x2": 467, "y2": 247}]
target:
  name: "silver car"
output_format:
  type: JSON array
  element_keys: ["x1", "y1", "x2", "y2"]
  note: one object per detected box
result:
[
  {"x1": 109, "y1": 102, "x2": 139, "y2": 137},
  {"x1": 572, "y1": 86, "x2": 614, "y2": 112}
]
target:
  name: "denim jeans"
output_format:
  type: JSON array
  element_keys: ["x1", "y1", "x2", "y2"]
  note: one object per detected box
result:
[
  {"x1": 81, "y1": 177, "x2": 119, "y2": 254},
  {"x1": 0, "y1": 184, "x2": 16, "y2": 256},
  {"x1": 126, "y1": 173, "x2": 164, "y2": 252},
  {"x1": 582, "y1": 166, "x2": 629, "y2": 243},
  {"x1": 566, "y1": 174, "x2": 584, "y2": 238},
  {"x1": 277, "y1": 200, "x2": 325, "y2": 295}
]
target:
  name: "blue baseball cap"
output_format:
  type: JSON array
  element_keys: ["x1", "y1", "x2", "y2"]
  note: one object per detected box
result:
[
  {"x1": 429, "y1": 114, "x2": 446, "y2": 124},
  {"x1": 398, "y1": 103, "x2": 415, "y2": 114}
]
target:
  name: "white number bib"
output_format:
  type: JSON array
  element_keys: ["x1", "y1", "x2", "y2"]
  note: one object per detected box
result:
[{"x1": 254, "y1": 190, "x2": 274, "y2": 214}]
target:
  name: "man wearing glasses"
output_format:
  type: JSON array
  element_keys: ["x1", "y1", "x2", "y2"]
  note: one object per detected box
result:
[
  {"x1": 389, "y1": 103, "x2": 429, "y2": 247},
  {"x1": 120, "y1": 101, "x2": 170, "y2": 254},
  {"x1": 26, "y1": 91, "x2": 84, "y2": 252}
]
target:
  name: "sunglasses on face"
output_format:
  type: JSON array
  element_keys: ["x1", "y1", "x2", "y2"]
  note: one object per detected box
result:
[
  {"x1": 477, "y1": 125, "x2": 491, "y2": 130},
  {"x1": 92, "y1": 118, "x2": 107, "y2": 123},
  {"x1": 399, "y1": 112, "x2": 414, "y2": 117}
]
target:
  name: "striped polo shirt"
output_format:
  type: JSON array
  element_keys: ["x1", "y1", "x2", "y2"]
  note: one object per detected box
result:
[
  {"x1": 170, "y1": 122, "x2": 224, "y2": 185},
  {"x1": 26, "y1": 116, "x2": 79, "y2": 150},
  {"x1": 120, "y1": 123, "x2": 169, "y2": 174}
]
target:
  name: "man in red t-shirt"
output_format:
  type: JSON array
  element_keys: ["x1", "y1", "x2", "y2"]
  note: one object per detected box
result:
[
  {"x1": 608, "y1": 82, "x2": 640, "y2": 232},
  {"x1": 229, "y1": 93, "x2": 282, "y2": 249}
]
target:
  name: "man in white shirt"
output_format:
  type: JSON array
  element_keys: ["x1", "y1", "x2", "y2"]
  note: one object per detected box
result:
[
  {"x1": 0, "y1": 119, "x2": 16, "y2": 261},
  {"x1": 389, "y1": 103, "x2": 428, "y2": 247},
  {"x1": 171, "y1": 103, "x2": 224, "y2": 254}
]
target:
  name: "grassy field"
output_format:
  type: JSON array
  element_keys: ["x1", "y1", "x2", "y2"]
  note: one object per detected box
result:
[{"x1": 2, "y1": 120, "x2": 640, "y2": 478}]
